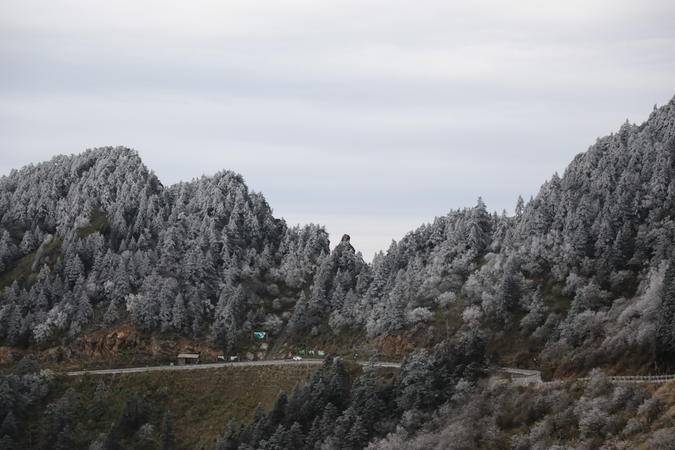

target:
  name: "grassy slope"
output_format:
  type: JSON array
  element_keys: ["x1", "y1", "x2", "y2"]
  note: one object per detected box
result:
[
  {"x1": 75, "y1": 208, "x2": 109, "y2": 238},
  {"x1": 31, "y1": 365, "x2": 315, "y2": 450},
  {"x1": 0, "y1": 236, "x2": 62, "y2": 290}
]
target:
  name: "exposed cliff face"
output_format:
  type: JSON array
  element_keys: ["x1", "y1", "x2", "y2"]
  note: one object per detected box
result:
[
  {"x1": 376, "y1": 335, "x2": 415, "y2": 358},
  {"x1": 339, "y1": 234, "x2": 355, "y2": 252},
  {"x1": 0, "y1": 346, "x2": 20, "y2": 365},
  {"x1": 0, "y1": 324, "x2": 225, "y2": 367},
  {"x1": 74, "y1": 324, "x2": 144, "y2": 357}
]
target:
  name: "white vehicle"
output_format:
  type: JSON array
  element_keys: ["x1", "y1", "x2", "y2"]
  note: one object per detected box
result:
[{"x1": 292, "y1": 356, "x2": 303, "y2": 361}]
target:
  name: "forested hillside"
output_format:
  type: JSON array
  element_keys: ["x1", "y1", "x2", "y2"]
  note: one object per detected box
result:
[
  {"x1": 1, "y1": 338, "x2": 672, "y2": 449},
  {"x1": 1, "y1": 99, "x2": 675, "y2": 375},
  {"x1": 337, "y1": 99, "x2": 675, "y2": 373},
  {"x1": 1, "y1": 99, "x2": 675, "y2": 449},
  {"x1": 0, "y1": 149, "x2": 331, "y2": 352}
]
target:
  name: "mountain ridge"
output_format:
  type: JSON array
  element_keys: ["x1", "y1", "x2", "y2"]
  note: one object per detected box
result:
[
  {"x1": 0, "y1": 97, "x2": 674, "y2": 376},
  {"x1": 1, "y1": 97, "x2": 675, "y2": 450}
]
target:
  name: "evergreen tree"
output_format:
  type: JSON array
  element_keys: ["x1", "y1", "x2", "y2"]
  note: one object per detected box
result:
[
  {"x1": 0, "y1": 435, "x2": 16, "y2": 450},
  {"x1": 171, "y1": 293, "x2": 186, "y2": 333},
  {"x1": 515, "y1": 195, "x2": 525, "y2": 218},
  {"x1": 212, "y1": 286, "x2": 246, "y2": 353},
  {"x1": 162, "y1": 411, "x2": 175, "y2": 450},
  {"x1": 0, "y1": 412, "x2": 17, "y2": 438},
  {"x1": 262, "y1": 424, "x2": 287, "y2": 450},
  {"x1": 347, "y1": 415, "x2": 368, "y2": 448},
  {"x1": 319, "y1": 403, "x2": 339, "y2": 437},
  {"x1": 287, "y1": 422, "x2": 304, "y2": 449},
  {"x1": 467, "y1": 197, "x2": 491, "y2": 255},
  {"x1": 0, "y1": 230, "x2": 17, "y2": 273},
  {"x1": 657, "y1": 257, "x2": 675, "y2": 359},
  {"x1": 305, "y1": 417, "x2": 322, "y2": 449},
  {"x1": 87, "y1": 383, "x2": 106, "y2": 421}
]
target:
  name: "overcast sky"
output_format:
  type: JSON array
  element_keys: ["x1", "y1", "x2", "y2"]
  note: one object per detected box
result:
[{"x1": 1, "y1": 1, "x2": 674, "y2": 259}]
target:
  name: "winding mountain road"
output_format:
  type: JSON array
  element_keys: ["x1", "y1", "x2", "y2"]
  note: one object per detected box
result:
[
  {"x1": 65, "y1": 359, "x2": 401, "y2": 376},
  {"x1": 497, "y1": 367, "x2": 675, "y2": 386},
  {"x1": 65, "y1": 361, "x2": 674, "y2": 387}
]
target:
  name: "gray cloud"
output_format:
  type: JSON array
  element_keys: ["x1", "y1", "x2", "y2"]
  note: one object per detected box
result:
[{"x1": 1, "y1": 0, "x2": 674, "y2": 259}]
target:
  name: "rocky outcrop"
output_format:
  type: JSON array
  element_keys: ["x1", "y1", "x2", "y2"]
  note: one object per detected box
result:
[
  {"x1": 1, "y1": 324, "x2": 224, "y2": 367},
  {"x1": 0, "y1": 346, "x2": 24, "y2": 365},
  {"x1": 376, "y1": 335, "x2": 415, "y2": 358},
  {"x1": 339, "y1": 234, "x2": 355, "y2": 253},
  {"x1": 74, "y1": 324, "x2": 144, "y2": 357}
]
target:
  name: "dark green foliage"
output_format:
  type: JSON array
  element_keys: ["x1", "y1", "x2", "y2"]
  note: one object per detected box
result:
[
  {"x1": 657, "y1": 255, "x2": 675, "y2": 360},
  {"x1": 161, "y1": 411, "x2": 175, "y2": 450},
  {"x1": 224, "y1": 335, "x2": 485, "y2": 449},
  {"x1": 103, "y1": 424, "x2": 122, "y2": 450},
  {"x1": 40, "y1": 388, "x2": 77, "y2": 450},
  {"x1": 100, "y1": 395, "x2": 154, "y2": 450},
  {"x1": 216, "y1": 419, "x2": 240, "y2": 450},
  {"x1": 305, "y1": 417, "x2": 322, "y2": 449},
  {"x1": 0, "y1": 362, "x2": 52, "y2": 448},
  {"x1": 214, "y1": 357, "x2": 388, "y2": 449},
  {"x1": 117, "y1": 396, "x2": 150, "y2": 435},
  {"x1": 397, "y1": 331, "x2": 486, "y2": 412},
  {"x1": 371, "y1": 371, "x2": 674, "y2": 449},
  {"x1": 347, "y1": 415, "x2": 368, "y2": 449},
  {"x1": 319, "y1": 402, "x2": 339, "y2": 437},
  {"x1": 287, "y1": 422, "x2": 304, "y2": 449},
  {"x1": 0, "y1": 413, "x2": 17, "y2": 438},
  {"x1": 76, "y1": 209, "x2": 109, "y2": 239},
  {"x1": 89, "y1": 381, "x2": 107, "y2": 420},
  {"x1": 13, "y1": 355, "x2": 40, "y2": 375},
  {"x1": 0, "y1": 435, "x2": 17, "y2": 450}
]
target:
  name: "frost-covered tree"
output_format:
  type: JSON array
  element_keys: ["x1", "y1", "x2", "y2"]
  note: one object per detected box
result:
[
  {"x1": 212, "y1": 286, "x2": 246, "y2": 353},
  {"x1": 657, "y1": 255, "x2": 675, "y2": 358}
]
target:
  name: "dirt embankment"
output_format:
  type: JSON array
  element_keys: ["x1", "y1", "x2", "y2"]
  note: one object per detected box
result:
[
  {"x1": 0, "y1": 323, "x2": 418, "y2": 370},
  {"x1": 0, "y1": 324, "x2": 223, "y2": 369},
  {"x1": 376, "y1": 334, "x2": 416, "y2": 358}
]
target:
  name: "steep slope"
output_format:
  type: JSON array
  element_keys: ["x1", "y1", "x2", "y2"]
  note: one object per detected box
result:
[
  {"x1": 1, "y1": 98, "x2": 675, "y2": 450},
  {"x1": 0, "y1": 147, "x2": 331, "y2": 354},
  {"x1": 1, "y1": 98, "x2": 674, "y2": 376},
  {"x1": 322, "y1": 97, "x2": 675, "y2": 372}
]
